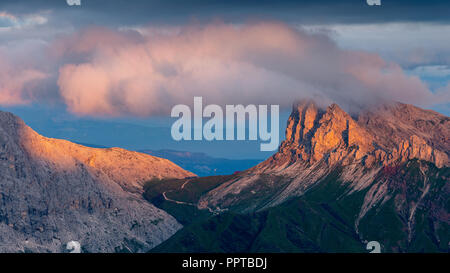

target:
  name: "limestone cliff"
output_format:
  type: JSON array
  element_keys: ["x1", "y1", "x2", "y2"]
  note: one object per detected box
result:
[{"x1": 273, "y1": 101, "x2": 448, "y2": 168}]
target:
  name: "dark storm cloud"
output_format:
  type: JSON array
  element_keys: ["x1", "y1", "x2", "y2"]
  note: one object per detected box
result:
[{"x1": 1, "y1": 0, "x2": 450, "y2": 26}]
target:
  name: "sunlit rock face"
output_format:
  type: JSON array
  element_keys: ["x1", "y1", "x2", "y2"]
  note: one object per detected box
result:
[
  {"x1": 0, "y1": 111, "x2": 194, "y2": 253},
  {"x1": 199, "y1": 100, "x2": 449, "y2": 213},
  {"x1": 278, "y1": 101, "x2": 375, "y2": 166},
  {"x1": 274, "y1": 100, "x2": 448, "y2": 168}
]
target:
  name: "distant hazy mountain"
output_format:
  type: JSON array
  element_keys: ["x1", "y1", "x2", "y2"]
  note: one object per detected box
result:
[
  {"x1": 0, "y1": 110, "x2": 194, "y2": 253},
  {"x1": 140, "y1": 149, "x2": 262, "y2": 176},
  {"x1": 148, "y1": 101, "x2": 449, "y2": 253}
]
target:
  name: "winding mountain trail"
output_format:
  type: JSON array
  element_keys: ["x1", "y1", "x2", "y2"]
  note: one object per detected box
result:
[
  {"x1": 162, "y1": 191, "x2": 196, "y2": 206},
  {"x1": 162, "y1": 178, "x2": 196, "y2": 206},
  {"x1": 161, "y1": 178, "x2": 226, "y2": 214}
]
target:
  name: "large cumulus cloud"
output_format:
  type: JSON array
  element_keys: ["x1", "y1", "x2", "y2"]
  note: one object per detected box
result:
[
  {"x1": 0, "y1": 21, "x2": 448, "y2": 116},
  {"x1": 55, "y1": 22, "x2": 445, "y2": 116}
]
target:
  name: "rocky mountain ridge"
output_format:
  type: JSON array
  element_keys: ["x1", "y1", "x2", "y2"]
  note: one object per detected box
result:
[
  {"x1": 198, "y1": 101, "x2": 449, "y2": 214},
  {"x1": 151, "y1": 101, "x2": 449, "y2": 253},
  {"x1": 0, "y1": 110, "x2": 194, "y2": 252}
]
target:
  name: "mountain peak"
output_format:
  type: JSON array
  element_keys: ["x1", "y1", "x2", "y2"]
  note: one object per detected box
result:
[
  {"x1": 327, "y1": 103, "x2": 344, "y2": 113},
  {"x1": 279, "y1": 100, "x2": 374, "y2": 165},
  {"x1": 0, "y1": 110, "x2": 195, "y2": 192},
  {"x1": 274, "y1": 101, "x2": 448, "y2": 168}
]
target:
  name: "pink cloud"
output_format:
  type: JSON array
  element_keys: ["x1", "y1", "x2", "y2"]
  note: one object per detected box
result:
[
  {"x1": 0, "y1": 55, "x2": 48, "y2": 105},
  {"x1": 2, "y1": 21, "x2": 447, "y2": 116},
  {"x1": 55, "y1": 22, "x2": 444, "y2": 116}
]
